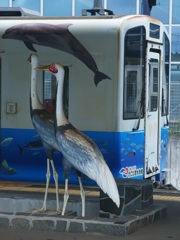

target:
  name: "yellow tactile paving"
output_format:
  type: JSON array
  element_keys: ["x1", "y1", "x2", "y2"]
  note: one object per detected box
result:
[
  {"x1": 154, "y1": 194, "x2": 180, "y2": 201},
  {"x1": 0, "y1": 181, "x2": 100, "y2": 197},
  {"x1": 85, "y1": 191, "x2": 99, "y2": 197},
  {"x1": 2, "y1": 181, "x2": 180, "y2": 201}
]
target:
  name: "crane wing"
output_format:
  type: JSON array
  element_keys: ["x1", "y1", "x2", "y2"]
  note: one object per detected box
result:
[{"x1": 56, "y1": 124, "x2": 120, "y2": 207}]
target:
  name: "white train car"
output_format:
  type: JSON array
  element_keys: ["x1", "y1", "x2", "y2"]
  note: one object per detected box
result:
[{"x1": 0, "y1": 9, "x2": 170, "y2": 185}]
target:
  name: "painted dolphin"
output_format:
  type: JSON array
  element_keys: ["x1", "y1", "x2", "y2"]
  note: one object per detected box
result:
[{"x1": 2, "y1": 23, "x2": 110, "y2": 86}]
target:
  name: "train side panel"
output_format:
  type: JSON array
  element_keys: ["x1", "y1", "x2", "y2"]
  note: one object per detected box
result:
[{"x1": 0, "y1": 16, "x2": 169, "y2": 184}]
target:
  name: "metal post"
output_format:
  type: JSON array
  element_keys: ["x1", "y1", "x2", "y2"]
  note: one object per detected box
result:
[
  {"x1": 93, "y1": 0, "x2": 103, "y2": 9},
  {"x1": 82, "y1": 0, "x2": 114, "y2": 16}
]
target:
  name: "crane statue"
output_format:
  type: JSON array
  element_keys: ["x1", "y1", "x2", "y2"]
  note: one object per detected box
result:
[
  {"x1": 28, "y1": 53, "x2": 60, "y2": 213},
  {"x1": 29, "y1": 54, "x2": 86, "y2": 216},
  {"x1": 35, "y1": 63, "x2": 120, "y2": 209}
]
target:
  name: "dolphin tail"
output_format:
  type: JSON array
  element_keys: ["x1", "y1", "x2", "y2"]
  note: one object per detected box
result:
[{"x1": 94, "y1": 71, "x2": 111, "y2": 86}]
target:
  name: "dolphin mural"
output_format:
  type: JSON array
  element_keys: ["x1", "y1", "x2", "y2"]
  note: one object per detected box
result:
[{"x1": 2, "y1": 23, "x2": 110, "y2": 86}]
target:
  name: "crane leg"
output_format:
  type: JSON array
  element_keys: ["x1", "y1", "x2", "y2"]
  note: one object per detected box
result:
[
  {"x1": 37, "y1": 158, "x2": 50, "y2": 212},
  {"x1": 61, "y1": 178, "x2": 69, "y2": 216},
  {"x1": 50, "y1": 160, "x2": 60, "y2": 214},
  {"x1": 78, "y1": 176, "x2": 85, "y2": 217}
]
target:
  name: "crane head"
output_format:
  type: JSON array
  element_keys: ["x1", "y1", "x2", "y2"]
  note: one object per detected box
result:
[
  {"x1": 34, "y1": 63, "x2": 64, "y2": 78},
  {"x1": 49, "y1": 64, "x2": 58, "y2": 73}
]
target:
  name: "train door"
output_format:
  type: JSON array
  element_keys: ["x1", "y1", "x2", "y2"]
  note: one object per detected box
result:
[{"x1": 144, "y1": 44, "x2": 162, "y2": 178}]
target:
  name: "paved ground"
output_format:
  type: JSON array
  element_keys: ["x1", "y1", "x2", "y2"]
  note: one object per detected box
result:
[{"x1": 0, "y1": 189, "x2": 180, "y2": 240}]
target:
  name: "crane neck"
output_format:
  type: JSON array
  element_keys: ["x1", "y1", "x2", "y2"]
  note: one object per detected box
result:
[
  {"x1": 31, "y1": 68, "x2": 43, "y2": 110},
  {"x1": 56, "y1": 72, "x2": 69, "y2": 126}
]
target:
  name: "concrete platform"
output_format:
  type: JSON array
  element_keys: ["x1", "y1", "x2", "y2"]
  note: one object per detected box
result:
[
  {"x1": 0, "y1": 204, "x2": 166, "y2": 236},
  {"x1": 0, "y1": 181, "x2": 167, "y2": 236}
]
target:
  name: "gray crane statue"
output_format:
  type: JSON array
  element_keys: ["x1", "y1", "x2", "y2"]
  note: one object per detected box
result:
[
  {"x1": 35, "y1": 62, "x2": 120, "y2": 209},
  {"x1": 29, "y1": 53, "x2": 86, "y2": 216},
  {"x1": 28, "y1": 53, "x2": 60, "y2": 213}
]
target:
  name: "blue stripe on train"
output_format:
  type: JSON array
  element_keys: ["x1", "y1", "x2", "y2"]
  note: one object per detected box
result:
[{"x1": 0, "y1": 127, "x2": 168, "y2": 184}]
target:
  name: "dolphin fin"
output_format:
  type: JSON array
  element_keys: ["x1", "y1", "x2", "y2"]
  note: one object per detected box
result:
[
  {"x1": 94, "y1": 72, "x2": 111, "y2": 86},
  {"x1": 24, "y1": 41, "x2": 37, "y2": 52},
  {"x1": 17, "y1": 144, "x2": 23, "y2": 155}
]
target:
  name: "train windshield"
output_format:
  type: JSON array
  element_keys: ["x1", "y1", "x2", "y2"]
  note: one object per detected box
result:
[{"x1": 123, "y1": 26, "x2": 146, "y2": 120}]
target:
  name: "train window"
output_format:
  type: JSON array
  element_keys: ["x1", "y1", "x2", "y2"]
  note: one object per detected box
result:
[
  {"x1": 150, "y1": 23, "x2": 160, "y2": 39},
  {"x1": 149, "y1": 59, "x2": 158, "y2": 112},
  {"x1": 43, "y1": 67, "x2": 69, "y2": 117},
  {"x1": 123, "y1": 26, "x2": 146, "y2": 119},
  {"x1": 162, "y1": 33, "x2": 170, "y2": 117},
  {"x1": 43, "y1": 71, "x2": 56, "y2": 114}
]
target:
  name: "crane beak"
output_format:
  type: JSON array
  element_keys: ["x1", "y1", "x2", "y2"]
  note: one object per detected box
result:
[{"x1": 34, "y1": 65, "x2": 49, "y2": 71}]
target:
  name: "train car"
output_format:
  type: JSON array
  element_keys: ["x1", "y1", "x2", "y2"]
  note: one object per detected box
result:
[{"x1": 0, "y1": 9, "x2": 170, "y2": 185}]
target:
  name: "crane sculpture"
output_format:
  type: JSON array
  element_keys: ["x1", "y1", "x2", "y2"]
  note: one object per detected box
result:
[
  {"x1": 28, "y1": 53, "x2": 60, "y2": 213},
  {"x1": 29, "y1": 54, "x2": 86, "y2": 216},
  {"x1": 35, "y1": 63, "x2": 120, "y2": 209}
]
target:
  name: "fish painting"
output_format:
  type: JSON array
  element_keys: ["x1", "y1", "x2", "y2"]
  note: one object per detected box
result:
[
  {"x1": 18, "y1": 139, "x2": 43, "y2": 155},
  {"x1": 2, "y1": 23, "x2": 110, "y2": 86},
  {"x1": 0, "y1": 159, "x2": 17, "y2": 175},
  {"x1": 0, "y1": 137, "x2": 13, "y2": 147}
]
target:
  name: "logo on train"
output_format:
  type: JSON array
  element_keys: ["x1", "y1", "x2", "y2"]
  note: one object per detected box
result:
[{"x1": 119, "y1": 165, "x2": 143, "y2": 178}]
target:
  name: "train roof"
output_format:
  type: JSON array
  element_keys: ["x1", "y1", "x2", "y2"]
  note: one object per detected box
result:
[{"x1": 0, "y1": 12, "x2": 167, "y2": 55}]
